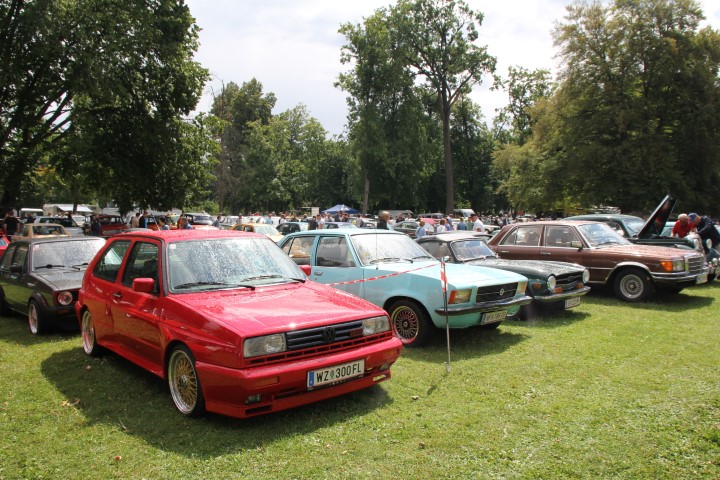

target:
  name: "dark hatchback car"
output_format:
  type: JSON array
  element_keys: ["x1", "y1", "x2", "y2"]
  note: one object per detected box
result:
[
  {"x1": 0, "y1": 236, "x2": 106, "y2": 334},
  {"x1": 565, "y1": 195, "x2": 704, "y2": 253},
  {"x1": 418, "y1": 232, "x2": 590, "y2": 319}
]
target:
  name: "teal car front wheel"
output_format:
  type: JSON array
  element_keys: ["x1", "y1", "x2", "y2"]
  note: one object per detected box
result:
[{"x1": 388, "y1": 299, "x2": 434, "y2": 348}]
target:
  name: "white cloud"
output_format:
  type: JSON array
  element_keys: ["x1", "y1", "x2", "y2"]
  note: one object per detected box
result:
[{"x1": 186, "y1": 0, "x2": 720, "y2": 135}]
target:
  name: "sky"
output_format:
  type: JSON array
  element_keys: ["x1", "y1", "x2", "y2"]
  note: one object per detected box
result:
[{"x1": 184, "y1": 0, "x2": 720, "y2": 136}]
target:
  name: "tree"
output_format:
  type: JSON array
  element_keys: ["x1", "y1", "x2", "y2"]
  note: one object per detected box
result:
[
  {"x1": 550, "y1": 0, "x2": 720, "y2": 212},
  {"x1": 0, "y1": 0, "x2": 209, "y2": 210},
  {"x1": 388, "y1": 0, "x2": 496, "y2": 214}
]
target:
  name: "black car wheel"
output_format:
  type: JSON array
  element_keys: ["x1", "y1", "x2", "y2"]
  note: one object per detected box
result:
[
  {"x1": 167, "y1": 345, "x2": 205, "y2": 417},
  {"x1": 613, "y1": 268, "x2": 653, "y2": 302},
  {"x1": 27, "y1": 300, "x2": 47, "y2": 335},
  {"x1": 388, "y1": 299, "x2": 434, "y2": 347}
]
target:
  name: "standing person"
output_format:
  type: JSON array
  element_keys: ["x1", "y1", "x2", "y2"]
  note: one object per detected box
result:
[
  {"x1": 3, "y1": 210, "x2": 19, "y2": 240},
  {"x1": 131, "y1": 213, "x2": 140, "y2": 228},
  {"x1": 689, "y1": 213, "x2": 720, "y2": 248},
  {"x1": 139, "y1": 211, "x2": 149, "y2": 229},
  {"x1": 307, "y1": 215, "x2": 318, "y2": 230},
  {"x1": 415, "y1": 220, "x2": 428, "y2": 239},
  {"x1": 316, "y1": 214, "x2": 325, "y2": 229},
  {"x1": 177, "y1": 216, "x2": 193, "y2": 229},
  {"x1": 212, "y1": 214, "x2": 221, "y2": 228},
  {"x1": 90, "y1": 215, "x2": 102, "y2": 236},
  {"x1": 377, "y1": 211, "x2": 390, "y2": 230},
  {"x1": 157, "y1": 217, "x2": 170, "y2": 230},
  {"x1": 470, "y1": 213, "x2": 485, "y2": 233},
  {"x1": 457, "y1": 218, "x2": 467, "y2": 230}
]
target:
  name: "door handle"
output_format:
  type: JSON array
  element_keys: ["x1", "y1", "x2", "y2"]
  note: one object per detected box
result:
[
  {"x1": 314, "y1": 270, "x2": 323, "y2": 276},
  {"x1": 498, "y1": 250, "x2": 509, "y2": 254},
  {"x1": 540, "y1": 252, "x2": 551, "y2": 255},
  {"x1": 113, "y1": 292, "x2": 122, "y2": 299}
]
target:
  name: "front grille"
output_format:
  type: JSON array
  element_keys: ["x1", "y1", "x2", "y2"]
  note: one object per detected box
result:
[
  {"x1": 556, "y1": 272, "x2": 584, "y2": 291},
  {"x1": 246, "y1": 320, "x2": 390, "y2": 367},
  {"x1": 475, "y1": 282, "x2": 518, "y2": 303},
  {"x1": 687, "y1": 255, "x2": 704, "y2": 275},
  {"x1": 286, "y1": 320, "x2": 364, "y2": 350}
]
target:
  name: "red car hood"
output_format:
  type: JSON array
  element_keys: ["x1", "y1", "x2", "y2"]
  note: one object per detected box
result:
[{"x1": 169, "y1": 281, "x2": 384, "y2": 338}]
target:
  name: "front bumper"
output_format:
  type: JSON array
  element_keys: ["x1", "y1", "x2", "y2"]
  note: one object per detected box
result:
[
  {"x1": 434, "y1": 294, "x2": 532, "y2": 316},
  {"x1": 533, "y1": 286, "x2": 591, "y2": 304},
  {"x1": 651, "y1": 270, "x2": 709, "y2": 287}
]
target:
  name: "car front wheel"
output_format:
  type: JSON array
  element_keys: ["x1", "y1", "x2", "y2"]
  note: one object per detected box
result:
[
  {"x1": 28, "y1": 300, "x2": 47, "y2": 335},
  {"x1": 167, "y1": 345, "x2": 205, "y2": 417},
  {"x1": 388, "y1": 299, "x2": 434, "y2": 347},
  {"x1": 613, "y1": 268, "x2": 653, "y2": 302}
]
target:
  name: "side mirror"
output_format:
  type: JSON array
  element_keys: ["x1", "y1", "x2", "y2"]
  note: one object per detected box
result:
[
  {"x1": 570, "y1": 240, "x2": 583, "y2": 250},
  {"x1": 133, "y1": 277, "x2": 155, "y2": 293}
]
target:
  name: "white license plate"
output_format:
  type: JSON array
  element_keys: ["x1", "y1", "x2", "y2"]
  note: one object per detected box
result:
[
  {"x1": 307, "y1": 359, "x2": 365, "y2": 388},
  {"x1": 481, "y1": 310, "x2": 506, "y2": 325},
  {"x1": 696, "y1": 273, "x2": 708, "y2": 284},
  {"x1": 565, "y1": 297, "x2": 581, "y2": 309}
]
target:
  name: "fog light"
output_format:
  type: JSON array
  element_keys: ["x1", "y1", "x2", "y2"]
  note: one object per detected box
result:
[
  {"x1": 378, "y1": 363, "x2": 391, "y2": 371},
  {"x1": 245, "y1": 394, "x2": 262, "y2": 405}
]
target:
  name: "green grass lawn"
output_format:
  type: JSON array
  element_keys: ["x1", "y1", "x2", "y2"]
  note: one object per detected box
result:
[{"x1": 1, "y1": 284, "x2": 719, "y2": 479}]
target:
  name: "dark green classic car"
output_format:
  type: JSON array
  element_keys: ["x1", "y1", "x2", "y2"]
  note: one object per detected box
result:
[{"x1": 417, "y1": 232, "x2": 590, "y2": 319}]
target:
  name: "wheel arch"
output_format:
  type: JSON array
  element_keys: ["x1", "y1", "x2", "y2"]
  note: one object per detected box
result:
[
  {"x1": 607, "y1": 262, "x2": 653, "y2": 286},
  {"x1": 382, "y1": 295, "x2": 433, "y2": 324}
]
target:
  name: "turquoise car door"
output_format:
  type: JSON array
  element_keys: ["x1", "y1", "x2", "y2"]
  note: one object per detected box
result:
[{"x1": 310, "y1": 236, "x2": 364, "y2": 299}]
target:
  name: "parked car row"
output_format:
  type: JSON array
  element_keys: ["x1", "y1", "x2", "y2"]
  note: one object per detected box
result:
[{"x1": 1, "y1": 197, "x2": 716, "y2": 422}]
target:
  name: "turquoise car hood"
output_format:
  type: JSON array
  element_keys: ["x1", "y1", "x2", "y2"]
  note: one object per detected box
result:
[{"x1": 364, "y1": 260, "x2": 526, "y2": 286}]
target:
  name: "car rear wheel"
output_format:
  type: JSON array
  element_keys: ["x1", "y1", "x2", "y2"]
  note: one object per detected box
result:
[
  {"x1": 28, "y1": 300, "x2": 47, "y2": 335},
  {"x1": 613, "y1": 268, "x2": 653, "y2": 302},
  {"x1": 167, "y1": 345, "x2": 205, "y2": 417},
  {"x1": 389, "y1": 299, "x2": 434, "y2": 347},
  {"x1": 81, "y1": 309, "x2": 102, "y2": 356}
]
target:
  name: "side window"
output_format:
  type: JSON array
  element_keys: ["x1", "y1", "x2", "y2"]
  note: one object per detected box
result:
[
  {"x1": 121, "y1": 242, "x2": 159, "y2": 291},
  {"x1": 501, "y1": 226, "x2": 542, "y2": 246},
  {"x1": 545, "y1": 226, "x2": 578, "y2": 248},
  {"x1": 316, "y1": 237, "x2": 355, "y2": 268},
  {"x1": 282, "y1": 237, "x2": 315, "y2": 265},
  {"x1": 0, "y1": 245, "x2": 17, "y2": 270},
  {"x1": 93, "y1": 240, "x2": 131, "y2": 282},
  {"x1": 420, "y1": 241, "x2": 443, "y2": 260},
  {"x1": 13, "y1": 245, "x2": 29, "y2": 272}
]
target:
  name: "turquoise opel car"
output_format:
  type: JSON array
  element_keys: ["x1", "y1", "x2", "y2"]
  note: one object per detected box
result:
[{"x1": 278, "y1": 230, "x2": 531, "y2": 347}]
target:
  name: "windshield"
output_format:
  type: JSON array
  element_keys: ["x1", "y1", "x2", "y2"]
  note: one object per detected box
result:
[
  {"x1": 351, "y1": 233, "x2": 433, "y2": 266},
  {"x1": 577, "y1": 223, "x2": 630, "y2": 247},
  {"x1": 254, "y1": 224, "x2": 280, "y2": 236},
  {"x1": 451, "y1": 240, "x2": 496, "y2": 261},
  {"x1": 167, "y1": 237, "x2": 304, "y2": 292},
  {"x1": 32, "y1": 239, "x2": 106, "y2": 270},
  {"x1": 623, "y1": 218, "x2": 645, "y2": 236}
]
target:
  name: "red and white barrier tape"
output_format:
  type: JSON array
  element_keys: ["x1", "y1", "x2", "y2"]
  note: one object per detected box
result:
[{"x1": 327, "y1": 262, "x2": 438, "y2": 286}]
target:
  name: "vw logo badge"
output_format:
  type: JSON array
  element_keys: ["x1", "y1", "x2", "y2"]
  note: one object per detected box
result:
[
  {"x1": 322, "y1": 326, "x2": 336, "y2": 343},
  {"x1": 498, "y1": 288, "x2": 505, "y2": 297}
]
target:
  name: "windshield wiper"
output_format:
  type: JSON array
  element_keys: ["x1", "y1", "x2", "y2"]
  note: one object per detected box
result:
[
  {"x1": 174, "y1": 281, "x2": 256, "y2": 290},
  {"x1": 34, "y1": 264, "x2": 65, "y2": 270},
  {"x1": 408, "y1": 255, "x2": 433, "y2": 261},
  {"x1": 71, "y1": 262, "x2": 90, "y2": 269},
  {"x1": 369, "y1": 257, "x2": 400, "y2": 264},
  {"x1": 242, "y1": 274, "x2": 306, "y2": 284}
]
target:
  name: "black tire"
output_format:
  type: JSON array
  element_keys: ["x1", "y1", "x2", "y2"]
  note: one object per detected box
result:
[
  {"x1": 167, "y1": 345, "x2": 205, "y2": 417},
  {"x1": 388, "y1": 299, "x2": 435, "y2": 347},
  {"x1": 27, "y1": 299, "x2": 48, "y2": 335},
  {"x1": 81, "y1": 309, "x2": 103, "y2": 357},
  {"x1": 613, "y1": 268, "x2": 653, "y2": 302}
]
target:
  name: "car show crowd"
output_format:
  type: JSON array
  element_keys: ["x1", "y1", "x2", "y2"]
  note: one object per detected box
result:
[{"x1": 0, "y1": 197, "x2": 718, "y2": 419}]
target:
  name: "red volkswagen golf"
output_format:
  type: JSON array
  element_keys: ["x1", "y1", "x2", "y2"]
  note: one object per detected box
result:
[{"x1": 76, "y1": 229, "x2": 402, "y2": 419}]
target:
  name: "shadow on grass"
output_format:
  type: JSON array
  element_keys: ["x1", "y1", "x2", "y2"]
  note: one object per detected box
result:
[
  {"x1": 503, "y1": 308, "x2": 591, "y2": 330},
  {"x1": 41, "y1": 347, "x2": 393, "y2": 457},
  {"x1": 0, "y1": 312, "x2": 79, "y2": 347},
  {"x1": 580, "y1": 283, "x2": 716, "y2": 311}
]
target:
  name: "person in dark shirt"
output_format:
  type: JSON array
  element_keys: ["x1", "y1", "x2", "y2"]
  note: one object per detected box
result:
[
  {"x1": 3, "y1": 211, "x2": 20, "y2": 239},
  {"x1": 377, "y1": 211, "x2": 390, "y2": 230},
  {"x1": 689, "y1": 212, "x2": 720, "y2": 249}
]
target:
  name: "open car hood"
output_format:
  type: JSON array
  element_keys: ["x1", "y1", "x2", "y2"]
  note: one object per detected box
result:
[{"x1": 637, "y1": 195, "x2": 675, "y2": 239}]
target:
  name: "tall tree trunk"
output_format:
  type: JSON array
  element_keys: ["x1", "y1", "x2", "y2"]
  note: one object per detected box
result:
[{"x1": 442, "y1": 98, "x2": 454, "y2": 215}]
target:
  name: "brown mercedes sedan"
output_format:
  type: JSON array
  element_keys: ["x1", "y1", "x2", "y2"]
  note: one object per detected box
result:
[{"x1": 486, "y1": 220, "x2": 708, "y2": 302}]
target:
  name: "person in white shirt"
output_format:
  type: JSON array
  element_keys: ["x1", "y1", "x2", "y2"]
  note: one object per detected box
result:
[{"x1": 470, "y1": 213, "x2": 485, "y2": 233}]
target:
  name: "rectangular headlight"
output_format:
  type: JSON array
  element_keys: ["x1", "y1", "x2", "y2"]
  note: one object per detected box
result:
[
  {"x1": 243, "y1": 334, "x2": 287, "y2": 358},
  {"x1": 363, "y1": 316, "x2": 390, "y2": 335},
  {"x1": 449, "y1": 289, "x2": 472, "y2": 304},
  {"x1": 660, "y1": 260, "x2": 685, "y2": 272}
]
